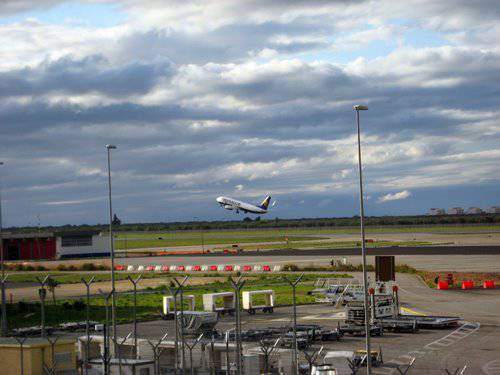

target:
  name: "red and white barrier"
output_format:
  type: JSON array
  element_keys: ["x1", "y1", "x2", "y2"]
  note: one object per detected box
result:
[
  {"x1": 483, "y1": 280, "x2": 495, "y2": 289},
  {"x1": 116, "y1": 263, "x2": 286, "y2": 273}
]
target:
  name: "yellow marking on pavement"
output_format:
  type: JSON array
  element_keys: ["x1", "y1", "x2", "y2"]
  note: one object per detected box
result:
[{"x1": 401, "y1": 306, "x2": 427, "y2": 316}]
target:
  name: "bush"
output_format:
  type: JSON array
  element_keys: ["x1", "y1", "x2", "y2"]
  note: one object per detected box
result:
[
  {"x1": 66, "y1": 265, "x2": 78, "y2": 271},
  {"x1": 81, "y1": 263, "x2": 97, "y2": 271},
  {"x1": 56, "y1": 264, "x2": 67, "y2": 271},
  {"x1": 282, "y1": 264, "x2": 299, "y2": 271},
  {"x1": 35, "y1": 265, "x2": 47, "y2": 271},
  {"x1": 72, "y1": 300, "x2": 86, "y2": 311}
]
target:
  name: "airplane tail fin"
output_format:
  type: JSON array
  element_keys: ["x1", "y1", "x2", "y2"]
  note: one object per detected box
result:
[{"x1": 259, "y1": 195, "x2": 271, "y2": 210}]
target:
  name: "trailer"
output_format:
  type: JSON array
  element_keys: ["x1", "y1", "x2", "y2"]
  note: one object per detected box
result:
[
  {"x1": 202, "y1": 292, "x2": 235, "y2": 315},
  {"x1": 242, "y1": 290, "x2": 275, "y2": 314},
  {"x1": 162, "y1": 295, "x2": 196, "y2": 319}
]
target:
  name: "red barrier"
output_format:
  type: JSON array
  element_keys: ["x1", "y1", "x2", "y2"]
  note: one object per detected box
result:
[
  {"x1": 243, "y1": 265, "x2": 252, "y2": 272},
  {"x1": 224, "y1": 265, "x2": 233, "y2": 271},
  {"x1": 483, "y1": 280, "x2": 495, "y2": 289},
  {"x1": 161, "y1": 265, "x2": 170, "y2": 272},
  {"x1": 210, "y1": 265, "x2": 218, "y2": 271},
  {"x1": 115, "y1": 265, "x2": 125, "y2": 271},
  {"x1": 193, "y1": 265, "x2": 201, "y2": 271},
  {"x1": 437, "y1": 281, "x2": 449, "y2": 290},
  {"x1": 461, "y1": 280, "x2": 474, "y2": 289},
  {"x1": 177, "y1": 265, "x2": 185, "y2": 271},
  {"x1": 146, "y1": 265, "x2": 155, "y2": 272},
  {"x1": 262, "y1": 265, "x2": 271, "y2": 272}
]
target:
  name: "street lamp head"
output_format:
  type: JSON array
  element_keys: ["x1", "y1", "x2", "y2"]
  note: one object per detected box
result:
[
  {"x1": 105, "y1": 144, "x2": 117, "y2": 149},
  {"x1": 0, "y1": 162, "x2": 3, "y2": 166},
  {"x1": 353, "y1": 105, "x2": 368, "y2": 111}
]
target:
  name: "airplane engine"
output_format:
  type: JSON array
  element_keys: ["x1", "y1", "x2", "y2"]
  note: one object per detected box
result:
[{"x1": 223, "y1": 205, "x2": 234, "y2": 210}]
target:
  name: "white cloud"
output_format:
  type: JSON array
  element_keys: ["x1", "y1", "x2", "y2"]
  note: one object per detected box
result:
[{"x1": 377, "y1": 190, "x2": 412, "y2": 203}]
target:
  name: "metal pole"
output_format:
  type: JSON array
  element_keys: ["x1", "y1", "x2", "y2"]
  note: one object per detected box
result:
[
  {"x1": 229, "y1": 276, "x2": 244, "y2": 375},
  {"x1": 355, "y1": 106, "x2": 372, "y2": 374},
  {"x1": 82, "y1": 277, "x2": 95, "y2": 375},
  {"x1": 14, "y1": 336, "x2": 27, "y2": 375},
  {"x1": 173, "y1": 276, "x2": 189, "y2": 373},
  {"x1": 0, "y1": 161, "x2": 7, "y2": 336},
  {"x1": 37, "y1": 276, "x2": 49, "y2": 338},
  {"x1": 127, "y1": 275, "x2": 142, "y2": 358},
  {"x1": 284, "y1": 274, "x2": 303, "y2": 375},
  {"x1": 180, "y1": 285, "x2": 186, "y2": 371},
  {"x1": 106, "y1": 145, "x2": 118, "y2": 348}
]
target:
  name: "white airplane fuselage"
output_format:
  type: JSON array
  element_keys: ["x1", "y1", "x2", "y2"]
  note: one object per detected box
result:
[{"x1": 216, "y1": 196, "x2": 269, "y2": 214}]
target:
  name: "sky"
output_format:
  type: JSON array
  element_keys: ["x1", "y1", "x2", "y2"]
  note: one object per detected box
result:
[{"x1": 0, "y1": 0, "x2": 499, "y2": 226}]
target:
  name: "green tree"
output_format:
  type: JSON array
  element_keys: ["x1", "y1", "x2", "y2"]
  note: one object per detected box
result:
[{"x1": 46, "y1": 278, "x2": 60, "y2": 305}]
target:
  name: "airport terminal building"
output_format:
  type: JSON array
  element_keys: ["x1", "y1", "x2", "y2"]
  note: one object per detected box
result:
[{"x1": 0, "y1": 231, "x2": 110, "y2": 260}]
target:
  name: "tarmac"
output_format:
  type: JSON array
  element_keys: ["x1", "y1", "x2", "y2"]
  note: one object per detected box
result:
[{"x1": 111, "y1": 272, "x2": 500, "y2": 374}]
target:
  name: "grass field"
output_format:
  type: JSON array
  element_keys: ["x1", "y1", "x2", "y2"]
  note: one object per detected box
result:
[
  {"x1": 7, "y1": 273, "x2": 350, "y2": 328},
  {"x1": 115, "y1": 225, "x2": 500, "y2": 240},
  {"x1": 115, "y1": 235, "x2": 325, "y2": 250}
]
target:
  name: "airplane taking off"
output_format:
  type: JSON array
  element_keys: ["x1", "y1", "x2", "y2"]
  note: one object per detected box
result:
[{"x1": 216, "y1": 195, "x2": 272, "y2": 214}]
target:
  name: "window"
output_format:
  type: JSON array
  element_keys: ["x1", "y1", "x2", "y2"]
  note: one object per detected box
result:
[
  {"x1": 61, "y1": 236, "x2": 92, "y2": 247},
  {"x1": 54, "y1": 351, "x2": 72, "y2": 364}
]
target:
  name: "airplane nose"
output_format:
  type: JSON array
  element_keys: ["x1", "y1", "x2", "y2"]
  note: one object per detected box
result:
[{"x1": 216, "y1": 197, "x2": 223, "y2": 203}]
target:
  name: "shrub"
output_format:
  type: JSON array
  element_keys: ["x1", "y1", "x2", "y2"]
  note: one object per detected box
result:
[
  {"x1": 282, "y1": 264, "x2": 299, "y2": 272},
  {"x1": 66, "y1": 265, "x2": 78, "y2": 271},
  {"x1": 56, "y1": 264, "x2": 67, "y2": 271},
  {"x1": 81, "y1": 263, "x2": 97, "y2": 271},
  {"x1": 35, "y1": 265, "x2": 47, "y2": 271},
  {"x1": 24, "y1": 265, "x2": 35, "y2": 271},
  {"x1": 72, "y1": 300, "x2": 86, "y2": 311}
]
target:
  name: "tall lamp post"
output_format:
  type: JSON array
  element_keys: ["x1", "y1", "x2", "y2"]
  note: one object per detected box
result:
[
  {"x1": 0, "y1": 161, "x2": 6, "y2": 336},
  {"x1": 353, "y1": 105, "x2": 372, "y2": 374},
  {"x1": 106, "y1": 144, "x2": 118, "y2": 346}
]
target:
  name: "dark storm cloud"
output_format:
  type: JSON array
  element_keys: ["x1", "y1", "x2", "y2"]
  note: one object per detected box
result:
[{"x1": 0, "y1": 55, "x2": 174, "y2": 98}]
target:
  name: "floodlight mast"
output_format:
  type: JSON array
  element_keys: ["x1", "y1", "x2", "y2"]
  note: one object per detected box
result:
[
  {"x1": 106, "y1": 144, "x2": 118, "y2": 348},
  {"x1": 353, "y1": 104, "x2": 372, "y2": 374}
]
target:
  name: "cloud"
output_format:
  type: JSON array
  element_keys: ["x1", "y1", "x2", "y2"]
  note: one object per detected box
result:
[
  {"x1": 377, "y1": 190, "x2": 412, "y2": 203},
  {"x1": 0, "y1": 1, "x2": 499, "y2": 225}
]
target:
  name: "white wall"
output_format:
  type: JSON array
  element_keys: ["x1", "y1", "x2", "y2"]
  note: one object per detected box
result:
[{"x1": 56, "y1": 234, "x2": 111, "y2": 259}]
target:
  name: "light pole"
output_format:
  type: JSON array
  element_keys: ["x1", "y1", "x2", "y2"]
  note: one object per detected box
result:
[
  {"x1": 0, "y1": 161, "x2": 7, "y2": 336},
  {"x1": 106, "y1": 144, "x2": 118, "y2": 348},
  {"x1": 354, "y1": 104, "x2": 372, "y2": 374}
]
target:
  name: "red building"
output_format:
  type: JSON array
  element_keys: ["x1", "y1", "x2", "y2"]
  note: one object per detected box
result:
[
  {"x1": 1, "y1": 233, "x2": 56, "y2": 260},
  {"x1": 1, "y1": 231, "x2": 107, "y2": 260}
]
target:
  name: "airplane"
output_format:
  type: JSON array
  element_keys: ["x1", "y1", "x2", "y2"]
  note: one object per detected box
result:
[{"x1": 216, "y1": 195, "x2": 273, "y2": 214}]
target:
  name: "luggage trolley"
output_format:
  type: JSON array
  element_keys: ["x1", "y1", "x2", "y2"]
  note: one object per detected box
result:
[
  {"x1": 162, "y1": 295, "x2": 196, "y2": 320},
  {"x1": 202, "y1": 291, "x2": 236, "y2": 316},
  {"x1": 242, "y1": 290, "x2": 275, "y2": 314}
]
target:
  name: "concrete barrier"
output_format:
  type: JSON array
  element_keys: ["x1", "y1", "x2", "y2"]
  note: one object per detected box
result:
[
  {"x1": 137, "y1": 265, "x2": 145, "y2": 272},
  {"x1": 437, "y1": 281, "x2": 449, "y2": 290},
  {"x1": 483, "y1": 280, "x2": 495, "y2": 289},
  {"x1": 461, "y1": 280, "x2": 474, "y2": 289},
  {"x1": 201, "y1": 265, "x2": 209, "y2": 271},
  {"x1": 127, "y1": 265, "x2": 135, "y2": 272},
  {"x1": 273, "y1": 265, "x2": 282, "y2": 272}
]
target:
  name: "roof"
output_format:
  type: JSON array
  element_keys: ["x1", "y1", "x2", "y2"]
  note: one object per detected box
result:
[
  {"x1": 0, "y1": 337, "x2": 75, "y2": 348},
  {"x1": 0, "y1": 231, "x2": 100, "y2": 240}
]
